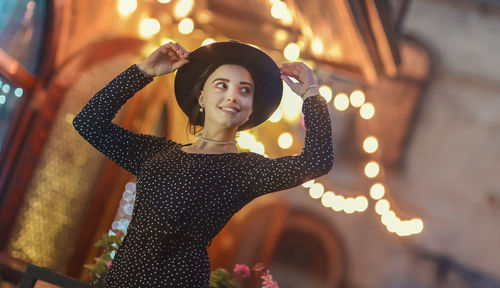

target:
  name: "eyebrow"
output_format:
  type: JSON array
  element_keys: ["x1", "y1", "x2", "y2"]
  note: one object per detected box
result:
[{"x1": 212, "y1": 78, "x2": 254, "y2": 89}]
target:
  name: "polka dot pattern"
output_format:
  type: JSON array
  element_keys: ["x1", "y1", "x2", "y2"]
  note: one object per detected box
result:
[{"x1": 73, "y1": 64, "x2": 334, "y2": 287}]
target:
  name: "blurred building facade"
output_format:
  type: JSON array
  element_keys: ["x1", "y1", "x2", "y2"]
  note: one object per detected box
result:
[{"x1": 0, "y1": 0, "x2": 498, "y2": 287}]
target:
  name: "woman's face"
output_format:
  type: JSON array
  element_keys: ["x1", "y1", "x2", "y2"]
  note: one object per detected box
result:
[{"x1": 198, "y1": 64, "x2": 254, "y2": 131}]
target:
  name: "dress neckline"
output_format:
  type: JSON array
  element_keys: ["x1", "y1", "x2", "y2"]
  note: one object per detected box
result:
[{"x1": 177, "y1": 143, "x2": 249, "y2": 156}]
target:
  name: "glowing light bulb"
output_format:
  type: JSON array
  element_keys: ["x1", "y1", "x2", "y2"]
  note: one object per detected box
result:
[
  {"x1": 278, "y1": 132, "x2": 293, "y2": 149},
  {"x1": 284, "y1": 43, "x2": 300, "y2": 61},
  {"x1": 201, "y1": 38, "x2": 215, "y2": 46},
  {"x1": 118, "y1": 0, "x2": 137, "y2": 16},
  {"x1": 301, "y1": 179, "x2": 314, "y2": 188},
  {"x1": 364, "y1": 161, "x2": 380, "y2": 178},
  {"x1": 360, "y1": 102, "x2": 375, "y2": 119},
  {"x1": 381, "y1": 210, "x2": 397, "y2": 226},
  {"x1": 236, "y1": 131, "x2": 255, "y2": 149},
  {"x1": 411, "y1": 218, "x2": 424, "y2": 234},
  {"x1": 363, "y1": 136, "x2": 378, "y2": 153},
  {"x1": 333, "y1": 93, "x2": 349, "y2": 111},
  {"x1": 319, "y1": 85, "x2": 332, "y2": 103},
  {"x1": 140, "y1": 18, "x2": 161, "y2": 38},
  {"x1": 321, "y1": 191, "x2": 336, "y2": 207},
  {"x1": 250, "y1": 141, "x2": 265, "y2": 154},
  {"x1": 174, "y1": 0, "x2": 193, "y2": 18},
  {"x1": 343, "y1": 198, "x2": 356, "y2": 214},
  {"x1": 370, "y1": 183, "x2": 385, "y2": 200},
  {"x1": 178, "y1": 18, "x2": 194, "y2": 34},
  {"x1": 375, "y1": 199, "x2": 389, "y2": 215},
  {"x1": 280, "y1": 10, "x2": 293, "y2": 25},
  {"x1": 274, "y1": 29, "x2": 288, "y2": 43},
  {"x1": 311, "y1": 38, "x2": 324, "y2": 55},
  {"x1": 268, "y1": 107, "x2": 282, "y2": 123},
  {"x1": 355, "y1": 196, "x2": 368, "y2": 212},
  {"x1": 331, "y1": 195, "x2": 344, "y2": 212},
  {"x1": 309, "y1": 183, "x2": 324, "y2": 199},
  {"x1": 350, "y1": 90, "x2": 365, "y2": 107},
  {"x1": 281, "y1": 84, "x2": 302, "y2": 120},
  {"x1": 271, "y1": 1, "x2": 288, "y2": 19}
]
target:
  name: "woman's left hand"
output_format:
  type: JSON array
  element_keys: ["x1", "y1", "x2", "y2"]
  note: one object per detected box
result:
[{"x1": 279, "y1": 62, "x2": 319, "y2": 98}]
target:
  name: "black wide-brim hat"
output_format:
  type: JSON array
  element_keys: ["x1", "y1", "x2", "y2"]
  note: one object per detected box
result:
[{"x1": 174, "y1": 40, "x2": 283, "y2": 131}]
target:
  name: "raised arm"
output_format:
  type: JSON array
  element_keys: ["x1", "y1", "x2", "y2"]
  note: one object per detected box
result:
[
  {"x1": 73, "y1": 42, "x2": 190, "y2": 176},
  {"x1": 245, "y1": 93, "x2": 334, "y2": 198},
  {"x1": 72, "y1": 64, "x2": 178, "y2": 176}
]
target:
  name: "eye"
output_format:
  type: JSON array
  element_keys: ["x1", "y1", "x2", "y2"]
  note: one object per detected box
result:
[
  {"x1": 241, "y1": 87, "x2": 252, "y2": 94},
  {"x1": 216, "y1": 82, "x2": 227, "y2": 89}
]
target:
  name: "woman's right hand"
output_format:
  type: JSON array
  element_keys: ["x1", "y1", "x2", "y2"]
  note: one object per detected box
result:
[{"x1": 137, "y1": 42, "x2": 190, "y2": 78}]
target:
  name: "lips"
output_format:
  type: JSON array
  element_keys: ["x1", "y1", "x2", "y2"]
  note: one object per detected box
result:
[{"x1": 219, "y1": 106, "x2": 240, "y2": 113}]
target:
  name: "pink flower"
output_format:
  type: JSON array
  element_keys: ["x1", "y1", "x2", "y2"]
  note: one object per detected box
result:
[
  {"x1": 260, "y1": 269, "x2": 279, "y2": 288},
  {"x1": 233, "y1": 264, "x2": 250, "y2": 278},
  {"x1": 115, "y1": 231, "x2": 122, "y2": 238},
  {"x1": 106, "y1": 260, "x2": 112, "y2": 269},
  {"x1": 252, "y1": 262, "x2": 265, "y2": 272}
]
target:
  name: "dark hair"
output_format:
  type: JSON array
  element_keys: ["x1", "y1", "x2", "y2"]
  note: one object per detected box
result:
[{"x1": 184, "y1": 62, "x2": 257, "y2": 138}]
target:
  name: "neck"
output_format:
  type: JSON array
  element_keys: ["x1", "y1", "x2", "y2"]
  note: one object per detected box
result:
[{"x1": 192, "y1": 128, "x2": 239, "y2": 153}]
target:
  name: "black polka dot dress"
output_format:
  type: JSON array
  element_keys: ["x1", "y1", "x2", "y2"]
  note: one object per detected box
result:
[{"x1": 73, "y1": 64, "x2": 334, "y2": 287}]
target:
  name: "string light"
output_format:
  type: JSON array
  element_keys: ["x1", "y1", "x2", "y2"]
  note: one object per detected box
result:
[
  {"x1": 319, "y1": 85, "x2": 333, "y2": 103},
  {"x1": 139, "y1": 18, "x2": 161, "y2": 38},
  {"x1": 330, "y1": 195, "x2": 344, "y2": 212},
  {"x1": 121, "y1": 0, "x2": 423, "y2": 236},
  {"x1": 281, "y1": 84, "x2": 302, "y2": 120},
  {"x1": 118, "y1": 0, "x2": 137, "y2": 16},
  {"x1": 174, "y1": 0, "x2": 193, "y2": 18},
  {"x1": 333, "y1": 93, "x2": 349, "y2": 111},
  {"x1": 364, "y1": 161, "x2": 380, "y2": 178},
  {"x1": 311, "y1": 38, "x2": 324, "y2": 55},
  {"x1": 363, "y1": 136, "x2": 378, "y2": 153},
  {"x1": 321, "y1": 191, "x2": 336, "y2": 207},
  {"x1": 270, "y1": 1, "x2": 288, "y2": 19},
  {"x1": 178, "y1": 18, "x2": 194, "y2": 34},
  {"x1": 370, "y1": 183, "x2": 385, "y2": 199},
  {"x1": 375, "y1": 199, "x2": 390, "y2": 215},
  {"x1": 302, "y1": 179, "x2": 314, "y2": 188},
  {"x1": 236, "y1": 131, "x2": 255, "y2": 149},
  {"x1": 274, "y1": 29, "x2": 288, "y2": 43},
  {"x1": 350, "y1": 90, "x2": 365, "y2": 107},
  {"x1": 268, "y1": 107, "x2": 283, "y2": 123},
  {"x1": 284, "y1": 42, "x2": 300, "y2": 61},
  {"x1": 278, "y1": 132, "x2": 293, "y2": 149},
  {"x1": 360, "y1": 102, "x2": 375, "y2": 119},
  {"x1": 249, "y1": 141, "x2": 265, "y2": 155},
  {"x1": 201, "y1": 38, "x2": 215, "y2": 46},
  {"x1": 309, "y1": 183, "x2": 325, "y2": 199}
]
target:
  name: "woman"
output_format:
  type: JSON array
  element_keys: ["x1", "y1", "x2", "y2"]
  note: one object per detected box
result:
[{"x1": 73, "y1": 40, "x2": 334, "y2": 287}]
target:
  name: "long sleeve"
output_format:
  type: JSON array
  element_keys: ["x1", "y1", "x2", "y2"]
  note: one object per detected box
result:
[
  {"x1": 73, "y1": 64, "x2": 178, "y2": 176},
  {"x1": 245, "y1": 94, "x2": 334, "y2": 198}
]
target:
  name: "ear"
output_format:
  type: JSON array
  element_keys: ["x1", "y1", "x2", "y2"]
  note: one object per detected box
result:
[{"x1": 198, "y1": 91, "x2": 204, "y2": 107}]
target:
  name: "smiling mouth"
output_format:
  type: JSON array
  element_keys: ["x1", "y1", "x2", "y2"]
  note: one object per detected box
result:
[{"x1": 219, "y1": 107, "x2": 239, "y2": 114}]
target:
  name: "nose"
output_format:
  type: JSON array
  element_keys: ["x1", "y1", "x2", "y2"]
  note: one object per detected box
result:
[{"x1": 225, "y1": 87, "x2": 239, "y2": 103}]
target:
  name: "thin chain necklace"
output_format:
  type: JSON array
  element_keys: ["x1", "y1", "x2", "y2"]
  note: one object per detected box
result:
[{"x1": 196, "y1": 133, "x2": 237, "y2": 144}]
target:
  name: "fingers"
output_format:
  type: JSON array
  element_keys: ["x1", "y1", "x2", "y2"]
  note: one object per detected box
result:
[
  {"x1": 174, "y1": 43, "x2": 190, "y2": 58},
  {"x1": 160, "y1": 42, "x2": 189, "y2": 59},
  {"x1": 280, "y1": 66, "x2": 302, "y2": 83},
  {"x1": 171, "y1": 56, "x2": 190, "y2": 71},
  {"x1": 279, "y1": 62, "x2": 301, "y2": 77},
  {"x1": 280, "y1": 74, "x2": 297, "y2": 87}
]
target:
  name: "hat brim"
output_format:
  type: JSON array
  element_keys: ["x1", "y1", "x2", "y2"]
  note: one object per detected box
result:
[{"x1": 174, "y1": 41, "x2": 283, "y2": 131}]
